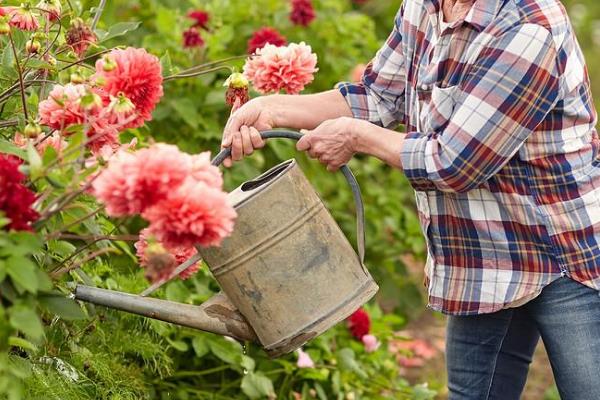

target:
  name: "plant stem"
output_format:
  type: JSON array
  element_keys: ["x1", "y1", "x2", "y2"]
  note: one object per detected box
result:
[
  {"x1": 164, "y1": 65, "x2": 234, "y2": 82},
  {"x1": 50, "y1": 247, "x2": 118, "y2": 278},
  {"x1": 52, "y1": 233, "x2": 138, "y2": 242},
  {"x1": 8, "y1": 31, "x2": 29, "y2": 120},
  {"x1": 91, "y1": 0, "x2": 107, "y2": 31},
  {"x1": 44, "y1": 206, "x2": 104, "y2": 240}
]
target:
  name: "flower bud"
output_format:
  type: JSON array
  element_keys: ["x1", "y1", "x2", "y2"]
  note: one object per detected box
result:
[
  {"x1": 224, "y1": 72, "x2": 250, "y2": 108},
  {"x1": 0, "y1": 17, "x2": 10, "y2": 35},
  {"x1": 46, "y1": 55, "x2": 57, "y2": 66},
  {"x1": 26, "y1": 39, "x2": 41, "y2": 54},
  {"x1": 101, "y1": 55, "x2": 117, "y2": 72},
  {"x1": 24, "y1": 122, "x2": 42, "y2": 138},
  {"x1": 70, "y1": 72, "x2": 84, "y2": 84},
  {"x1": 109, "y1": 93, "x2": 135, "y2": 116},
  {"x1": 80, "y1": 90, "x2": 102, "y2": 110}
]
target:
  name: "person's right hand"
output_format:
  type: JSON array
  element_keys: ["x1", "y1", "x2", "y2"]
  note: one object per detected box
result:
[{"x1": 221, "y1": 97, "x2": 274, "y2": 167}]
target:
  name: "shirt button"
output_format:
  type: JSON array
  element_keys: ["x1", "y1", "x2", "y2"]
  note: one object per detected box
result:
[{"x1": 420, "y1": 84, "x2": 431, "y2": 91}]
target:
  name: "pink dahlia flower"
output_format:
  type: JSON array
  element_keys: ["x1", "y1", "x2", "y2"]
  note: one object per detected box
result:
[
  {"x1": 38, "y1": 83, "x2": 88, "y2": 130},
  {"x1": 14, "y1": 132, "x2": 68, "y2": 155},
  {"x1": 243, "y1": 42, "x2": 318, "y2": 95},
  {"x1": 362, "y1": 334, "x2": 380, "y2": 353},
  {"x1": 247, "y1": 27, "x2": 287, "y2": 55},
  {"x1": 5, "y1": 6, "x2": 39, "y2": 31},
  {"x1": 296, "y1": 348, "x2": 315, "y2": 368},
  {"x1": 94, "y1": 47, "x2": 164, "y2": 129},
  {"x1": 91, "y1": 144, "x2": 192, "y2": 216},
  {"x1": 38, "y1": 83, "x2": 121, "y2": 152},
  {"x1": 36, "y1": 0, "x2": 61, "y2": 22},
  {"x1": 38, "y1": 132, "x2": 68, "y2": 154},
  {"x1": 142, "y1": 179, "x2": 236, "y2": 249},
  {"x1": 135, "y1": 228, "x2": 201, "y2": 282}
]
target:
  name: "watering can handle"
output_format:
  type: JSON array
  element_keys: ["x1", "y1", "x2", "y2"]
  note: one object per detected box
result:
[
  {"x1": 211, "y1": 129, "x2": 366, "y2": 265},
  {"x1": 139, "y1": 130, "x2": 366, "y2": 297}
]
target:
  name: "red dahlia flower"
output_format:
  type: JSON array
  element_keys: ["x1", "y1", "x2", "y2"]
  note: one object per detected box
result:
[
  {"x1": 247, "y1": 27, "x2": 287, "y2": 54},
  {"x1": 347, "y1": 308, "x2": 370, "y2": 339},
  {"x1": 66, "y1": 18, "x2": 97, "y2": 57},
  {"x1": 0, "y1": 155, "x2": 39, "y2": 231},
  {"x1": 94, "y1": 47, "x2": 164, "y2": 129},
  {"x1": 187, "y1": 9, "x2": 209, "y2": 30},
  {"x1": 290, "y1": 0, "x2": 316, "y2": 27},
  {"x1": 183, "y1": 27, "x2": 204, "y2": 48}
]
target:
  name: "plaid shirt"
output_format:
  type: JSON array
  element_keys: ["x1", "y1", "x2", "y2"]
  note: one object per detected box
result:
[{"x1": 339, "y1": 0, "x2": 600, "y2": 315}]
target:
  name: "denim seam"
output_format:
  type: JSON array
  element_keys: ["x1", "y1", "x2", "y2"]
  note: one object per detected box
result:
[{"x1": 484, "y1": 312, "x2": 514, "y2": 400}]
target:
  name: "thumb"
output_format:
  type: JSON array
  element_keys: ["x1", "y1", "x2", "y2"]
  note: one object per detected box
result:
[{"x1": 296, "y1": 133, "x2": 311, "y2": 151}]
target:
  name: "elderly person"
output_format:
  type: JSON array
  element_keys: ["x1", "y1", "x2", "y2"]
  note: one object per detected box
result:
[{"x1": 222, "y1": 0, "x2": 600, "y2": 398}]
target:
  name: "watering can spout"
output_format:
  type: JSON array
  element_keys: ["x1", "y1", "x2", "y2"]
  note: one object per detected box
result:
[{"x1": 74, "y1": 285, "x2": 258, "y2": 342}]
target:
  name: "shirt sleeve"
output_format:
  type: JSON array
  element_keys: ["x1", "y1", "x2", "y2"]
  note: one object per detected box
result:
[
  {"x1": 337, "y1": 5, "x2": 407, "y2": 129},
  {"x1": 400, "y1": 23, "x2": 561, "y2": 193}
]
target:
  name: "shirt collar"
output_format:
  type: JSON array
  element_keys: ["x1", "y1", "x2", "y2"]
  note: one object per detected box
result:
[{"x1": 423, "y1": 0, "x2": 505, "y2": 32}]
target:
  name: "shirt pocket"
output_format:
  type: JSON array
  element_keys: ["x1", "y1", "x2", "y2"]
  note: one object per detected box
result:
[{"x1": 416, "y1": 84, "x2": 460, "y2": 133}]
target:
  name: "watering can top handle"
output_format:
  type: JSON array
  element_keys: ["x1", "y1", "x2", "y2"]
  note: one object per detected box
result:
[{"x1": 212, "y1": 129, "x2": 366, "y2": 265}]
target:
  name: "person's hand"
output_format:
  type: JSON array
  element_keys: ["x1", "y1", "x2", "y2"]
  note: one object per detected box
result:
[
  {"x1": 221, "y1": 97, "x2": 273, "y2": 167},
  {"x1": 296, "y1": 117, "x2": 360, "y2": 172}
]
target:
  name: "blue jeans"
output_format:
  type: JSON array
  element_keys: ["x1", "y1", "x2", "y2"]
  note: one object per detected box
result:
[{"x1": 446, "y1": 277, "x2": 600, "y2": 400}]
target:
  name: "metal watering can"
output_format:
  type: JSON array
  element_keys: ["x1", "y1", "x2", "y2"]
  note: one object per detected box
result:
[{"x1": 74, "y1": 130, "x2": 378, "y2": 357}]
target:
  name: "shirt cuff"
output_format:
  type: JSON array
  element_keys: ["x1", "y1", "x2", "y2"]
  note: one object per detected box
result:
[
  {"x1": 336, "y1": 81, "x2": 383, "y2": 126},
  {"x1": 400, "y1": 132, "x2": 437, "y2": 191}
]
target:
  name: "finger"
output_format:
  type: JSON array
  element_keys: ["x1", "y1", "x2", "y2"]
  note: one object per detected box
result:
[
  {"x1": 223, "y1": 157, "x2": 232, "y2": 168},
  {"x1": 222, "y1": 114, "x2": 241, "y2": 147},
  {"x1": 327, "y1": 163, "x2": 340, "y2": 172},
  {"x1": 296, "y1": 135, "x2": 312, "y2": 151},
  {"x1": 307, "y1": 148, "x2": 319, "y2": 159},
  {"x1": 249, "y1": 127, "x2": 265, "y2": 149},
  {"x1": 240, "y1": 126, "x2": 254, "y2": 156},
  {"x1": 231, "y1": 132, "x2": 243, "y2": 161}
]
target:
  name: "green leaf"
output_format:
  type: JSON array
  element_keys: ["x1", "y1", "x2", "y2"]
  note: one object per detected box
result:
[
  {"x1": 241, "y1": 372, "x2": 275, "y2": 399},
  {"x1": 192, "y1": 335, "x2": 209, "y2": 357},
  {"x1": 337, "y1": 348, "x2": 367, "y2": 378},
  {"x1": 314, "y1": 382, "x2": 328, "y2": 400},
  {"x1": 9, "y1": 306, "x2": 44, "y2": 341},
  {"x1": 39, "y1": 294, "x2": 86, "y2": 320},
  {"x1": 35, "y1": 269, "x2": 53, "y2": 292},
  {"x1": 97, "y1": 21, "x2": 141, "y2": 42},
  {"x1": 208, "y1": 337, "x2": 242, "y2": 365},
  {"x1": 6, "y1": 255, "x2": 38, "y2": 293},
  {"x1": 160, "y1": 51, "x2": 173, "y2": 76},
  {"x1": 10, "y1": 231, "x2": 42, "y2": 253},
  {"x1": 26, "y1": 142, "x2": 43, "y2": 179},
  {"x1": 166, "y1": 337, "x2": 189, "y2": 352},
  {"x1": 0, "y1": 139, "x2": 27, "y2": 159},
  {"x1": 0, "y1": 259, "x2": 5, "y2": 283},
  {"x1": 170, "y1": 97, "x2": 201, "y2": 128},
  {"x1": 241, "y1": 355, "x2": 255, "y2": 373},
  {"x1": 8, "y1": 336, "x2": 37, "y2": 352}
]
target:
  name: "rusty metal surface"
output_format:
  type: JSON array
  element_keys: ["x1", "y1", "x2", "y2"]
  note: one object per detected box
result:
[
  {"x1": 200, "y1": 160, "x2": 378, "y2": 356},
  {"x1": 74, "y1": 285, "x2": 258, "y2": 342}
]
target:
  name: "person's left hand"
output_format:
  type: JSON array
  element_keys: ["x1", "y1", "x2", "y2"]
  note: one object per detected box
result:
[{"x1": 296, "y1": 117, "x2": 360, "y2": 172}]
